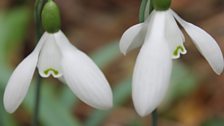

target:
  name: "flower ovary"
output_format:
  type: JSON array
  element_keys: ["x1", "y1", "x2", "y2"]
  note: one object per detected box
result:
[
  {"x1": 41, "y1": 0, "x2": 61, "y2": 33},
  {"x1": 152, "y1": 0, "x2": 171, "y2": 10}
]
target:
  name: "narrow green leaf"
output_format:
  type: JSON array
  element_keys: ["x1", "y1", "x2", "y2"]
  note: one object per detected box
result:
[
  {"x1": 59, "y1": 87, "x2": 78, "y2": 109},
  {"x1": 91, "y1": 41, "x2": 121, "y2": 68},
  {"x1": 163, "y1": 61, "x2": 199, "y2": 107},
  {"x1": 24, "y1": 81, "x2": 82, "y2": 126},
  {"x1": 0, "y1": 88, "x2": 17, "y2": 126},
  {"x1": 0, "y1": 7, "x2": 31, "y2": 56}
]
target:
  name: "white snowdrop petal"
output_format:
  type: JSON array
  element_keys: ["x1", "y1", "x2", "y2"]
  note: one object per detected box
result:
[
  {"x1": 54, "y1": 30, "x2": 78, "y2": 51},
  {"x1": 133, "y1": 11, "x2": 172, "y2": 117},
  {"x1": 37, "y1": 32, "x2": 62, "y2": 78},
  {"x1": 33, "y1": 32, "x2": 49, "y2": 53},
  {"x1": 55, "y1": 31, "x2": 113, "y2": 109},
  {"x1": 3, "y1": 32, "x2": 47, "y2": 113},
  {"x1": 172, "y1": 10, "x2": 224, "y2": 74},
  {"x1": 119, "y1": 14, "x2": 154, "y2": 55},
  {"x1": 3, "y1": 53, "x2": 38, "y2": 113},
  {"x1": 62, "y1": 51, "x2": 113, "y2": 109},
  {"x1": 119, "y1": 23, "x2": 146, "y2": 55},
  {"x1": 165, "y1": 10, "x2": 186, "y2": 59}
]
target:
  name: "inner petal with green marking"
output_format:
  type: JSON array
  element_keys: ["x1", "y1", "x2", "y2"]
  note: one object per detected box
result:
[
  {"x1": 172, "y1": 45, "x2": 187, "y2": 59},
  {"x1": 41, "y1": 67, "x2": 62, "y2": 78},
  {"x1": 44, "y1": 68, "x2": 59, "y2": 76},
  {"x1": 37, "y1": 35, "x2": 63, "y2": 78}
]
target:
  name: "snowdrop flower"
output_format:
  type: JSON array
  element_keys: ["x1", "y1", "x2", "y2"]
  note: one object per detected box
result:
[
  {"x1": 119, "y1": 0, "x2": 224, "y2": 116},
  {"x1": 4, "y1": 1, "x2": 113, "y2": 113}
]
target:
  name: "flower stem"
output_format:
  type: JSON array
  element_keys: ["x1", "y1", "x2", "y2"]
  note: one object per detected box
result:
[
  {"x1": 32, "y1": 0, "x2": 46, "y2": 126},
  {"x1": 32, "y1": 76, "x2": 42, "y2": 126},
  {"x1": 151, "y1": 109, "x2": 158, "y2": 126},
  {"x1": 139, "y1": 0, "x2": 148, "y2": 23},
  {"x1": 139, "y1": 0, "x2": 153, "y2": 23}
]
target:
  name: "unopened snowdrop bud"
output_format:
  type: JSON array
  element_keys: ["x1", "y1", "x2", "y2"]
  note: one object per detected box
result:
[
  {"x1": 152, "y1": 0, "x2": 171, "y2": 10},
  {"x1": 41, "y1": 0, "x2": 61, "y2": 33}
]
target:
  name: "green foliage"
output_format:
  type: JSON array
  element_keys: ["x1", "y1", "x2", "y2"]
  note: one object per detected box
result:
[
  {"x1": 59, "y1": 87, "x2": 78, "y2": 109},
  {"x1": 202, "y1": 117, "x2": 224, "y2": 126},
  {"x1": 91, "y1": 41, "x2": 121, "y2": 68},
  {"x1": 24, "y1": 82, "x2": 81, "y2": 126},
  {"x1": 128, "y1": 119, "x2": 144, "y2": 126},
  {"x1": 0, "y1": 7, "x2": 30, "y2": 57},
  {"x1": 163, "y1": 61, "x2": 199, "y2": 107}
]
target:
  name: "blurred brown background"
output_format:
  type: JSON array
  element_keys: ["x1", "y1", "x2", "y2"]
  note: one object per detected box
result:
[{"x1": 0, "y1": 0, "x2": 224, "y2": 126}]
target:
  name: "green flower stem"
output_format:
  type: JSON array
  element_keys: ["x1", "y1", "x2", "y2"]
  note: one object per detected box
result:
[
  {"x1": 32, "y1": 0, "x2": 46, "y2": 126},
  {"x1": 151, "y1": 109, "x2": 158, "y2": 126},
  {"x1": 139, "y1": 0, "x2": 148, "y2": 23},
  {"x1": 32, "y1": 76, "x2": 42, "y2": 126},
  {"x1": 139, "y1": 0, "x2": 153, "y2": 23}
]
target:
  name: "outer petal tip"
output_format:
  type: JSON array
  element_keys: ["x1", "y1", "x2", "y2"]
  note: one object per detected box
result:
[
  {"x1": 122, "y1": 52, "x2": 127, "y2": 56},
  {"x1": 119, "y1": 46, "x2": 127, "y2": 55},
  {"x1": 3, "y1": 97, "x2": 16, "y2": 113},
  {"x1": 216, "y1": 71, "x2": 222, "y2": 75},
  {"x1": 96, "y1": 94, "x2": 113, "y2": 110},
  {"x1": 214, "y1": 62, "x2": 224, "y2": 75},
  {"x1": 134, "y1": 102, "x2": 154, "y2": 117},
  {"x1": 136, "y1": 110, "x2": 149, "y2": 117}
]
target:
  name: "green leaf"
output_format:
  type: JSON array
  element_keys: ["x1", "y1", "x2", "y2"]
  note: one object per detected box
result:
[
  {"x1": 202, "y1": 117, "x2": 224, "y2": 126},
  {"x1": 59, "y1": 87, "x2": 78, "y2": 109},
  {"x1": 91, "y1": 41, "x2": 121, "y2": 68},
  {"x1": 0, "y1": 88, "x2": 17, "y2": 126},
  {"x1": 24, "y1": 81, "x2": 81, "y2": 126},
  {"x1": 128, "y1": 119, "x2": 144, "y2": 126},
  {"x1": 0, "y1": 64, "x2": 11, "y2": 86},
  {"x1": 113, "y1": 78, "x2": 132, "y2": 105},
  {"x1": 0, "y1": 7, "x2": 31, "y2": 57},
  {"x1": 163, "y1": 61, "x2": 199, "y2": 107}
]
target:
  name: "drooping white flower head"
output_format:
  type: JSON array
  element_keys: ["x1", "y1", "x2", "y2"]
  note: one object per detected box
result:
[
  {"x1": 120, "y1": 7, "x2": 224, "y2": 116},
  {"x1": 4, "y1": 30, "x2": 113, "y2": 113}
]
